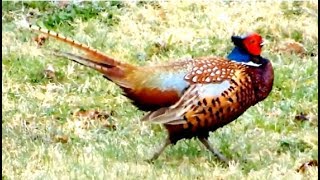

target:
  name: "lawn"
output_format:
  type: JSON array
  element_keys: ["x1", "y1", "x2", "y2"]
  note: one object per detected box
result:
[{"x1": 2, "y1": 1, "x2": 318, "y2": 179}]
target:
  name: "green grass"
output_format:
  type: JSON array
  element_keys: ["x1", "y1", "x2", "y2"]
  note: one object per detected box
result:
[{"x1": 2, "y1": 1, "x2": 318, "y2": 179}]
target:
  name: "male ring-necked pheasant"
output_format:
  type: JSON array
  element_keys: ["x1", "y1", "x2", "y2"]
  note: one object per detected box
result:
[{"x1": 28, "y1": 25, "x2": 274, "y2": 163}]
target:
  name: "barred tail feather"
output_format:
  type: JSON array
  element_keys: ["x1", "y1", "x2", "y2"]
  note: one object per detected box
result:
[
  {"x1": 26, "y1": 24, "x2": 138, "y2": 88},
  {"x1": 53, "y1": 50, "x2": 132, "y2": 88},
  {"x1": 28, "y1": 24, "x2": 123, "y2": 68}
]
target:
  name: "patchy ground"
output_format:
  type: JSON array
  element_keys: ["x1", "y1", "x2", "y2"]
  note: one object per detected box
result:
[{"x1": 2, "y1": 1, "x2": 318, "y2": 179}]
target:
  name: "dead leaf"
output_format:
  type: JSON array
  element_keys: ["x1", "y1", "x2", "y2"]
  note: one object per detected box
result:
[
  {"x1": 43, "y1": 64, "x2": 56, "y2": 79},
  {"x1": 102, "y1": 121, "x2": 117, "y2": 130},
  {"x1": 54, "y1": 134, "x2": 69, "y2": 143},
  {"x1": 274, "y1": 39, "x2": 306, "y2": 55},
  {"x1": 296, "y1": 160, "x2": 318, "y2": 173},
  {"x1": 57, "y1": 0, "x2": 71, "y2": 8},
  {"x1": 73, "y1": 109, "x2": 109, "y2": 119},
  {"x1": 295, "y1": 112, "x2": 309, "y2": 122},
  {"x1": 72, "y1": 109, "x2": 116, "y2": 130},
  {"x1": 34, "y1": 33, "x2": 48, "y2": 47},
  {"x1": 159, "y1": 9, "x2": 167, "y2": 20}
]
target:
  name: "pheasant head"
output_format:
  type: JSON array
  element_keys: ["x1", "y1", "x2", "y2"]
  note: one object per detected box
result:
[{"x1": 227, "y1": 33, "x2": 265, "y2": 64}]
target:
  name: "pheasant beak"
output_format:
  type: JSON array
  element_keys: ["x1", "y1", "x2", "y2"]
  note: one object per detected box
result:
[{"x1": 260, "y1": 39, "x2": 268, "y2": 47}]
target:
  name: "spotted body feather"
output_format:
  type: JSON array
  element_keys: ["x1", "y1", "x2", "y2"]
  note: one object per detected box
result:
[{"x1": 143, "y1": 61, "x2": 261, "y2": 143}]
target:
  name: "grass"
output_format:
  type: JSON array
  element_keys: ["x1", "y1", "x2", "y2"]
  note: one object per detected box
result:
[{"x1": 2, "y1": 1, "x2": 318, "y2": 179}]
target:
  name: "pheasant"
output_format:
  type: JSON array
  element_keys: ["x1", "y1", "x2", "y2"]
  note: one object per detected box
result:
[{"x1": 28, "y1": 25, "x2": 274, "y2": 163}]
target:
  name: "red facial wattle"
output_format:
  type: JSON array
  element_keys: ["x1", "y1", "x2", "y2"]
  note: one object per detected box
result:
[
  {"x1": 245, "y1": 43, "x2": 261, "y2": 55},
  {"x1": 243, "y1": 33, "x2": 263, "y2": 56}
]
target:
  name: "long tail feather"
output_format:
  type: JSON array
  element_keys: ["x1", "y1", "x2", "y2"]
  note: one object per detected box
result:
[
  {"x1": 27, "y1": 24, "x2": 138, "y2": 88},
  {"x1": 29, "y1": 24, "x2": 122, "y2": 68},
  {"x1": 53, "y1": 50, "x2": 132, "y2": 87},
  {"x1": 53, "y1": 50, "x2": 113, "y2": 73}
]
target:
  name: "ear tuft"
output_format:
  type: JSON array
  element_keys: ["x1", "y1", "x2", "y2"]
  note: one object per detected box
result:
[{"x1": 231, "y1": 35, "x2": 244, "y2": 48}]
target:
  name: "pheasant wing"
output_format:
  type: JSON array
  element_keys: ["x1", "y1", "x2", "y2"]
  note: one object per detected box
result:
[
  {"x1": 142, "y1": 80, "x2": 233, "y2": 125},
  {"x1": 141, "y1": 85, "x2": 199, "y2": 124},
  {"x1": 142, "y1": 58, "x2": 250, "y2": 125}
]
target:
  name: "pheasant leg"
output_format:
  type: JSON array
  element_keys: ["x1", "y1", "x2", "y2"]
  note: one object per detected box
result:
[
  {"x1": 199, "y1": 137, "x2": 229, "y2": 164},
  {"x1": 148, "y1": 138, "x2": 171, "y2": 162}
]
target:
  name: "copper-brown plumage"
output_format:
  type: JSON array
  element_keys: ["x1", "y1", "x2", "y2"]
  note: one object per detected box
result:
[
  {"x1": 28, "y1": 25, "x2": 274, "y2": 163},
  {"x1": 142, "y1": 56, "x2": 273, "y2": 162}
]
